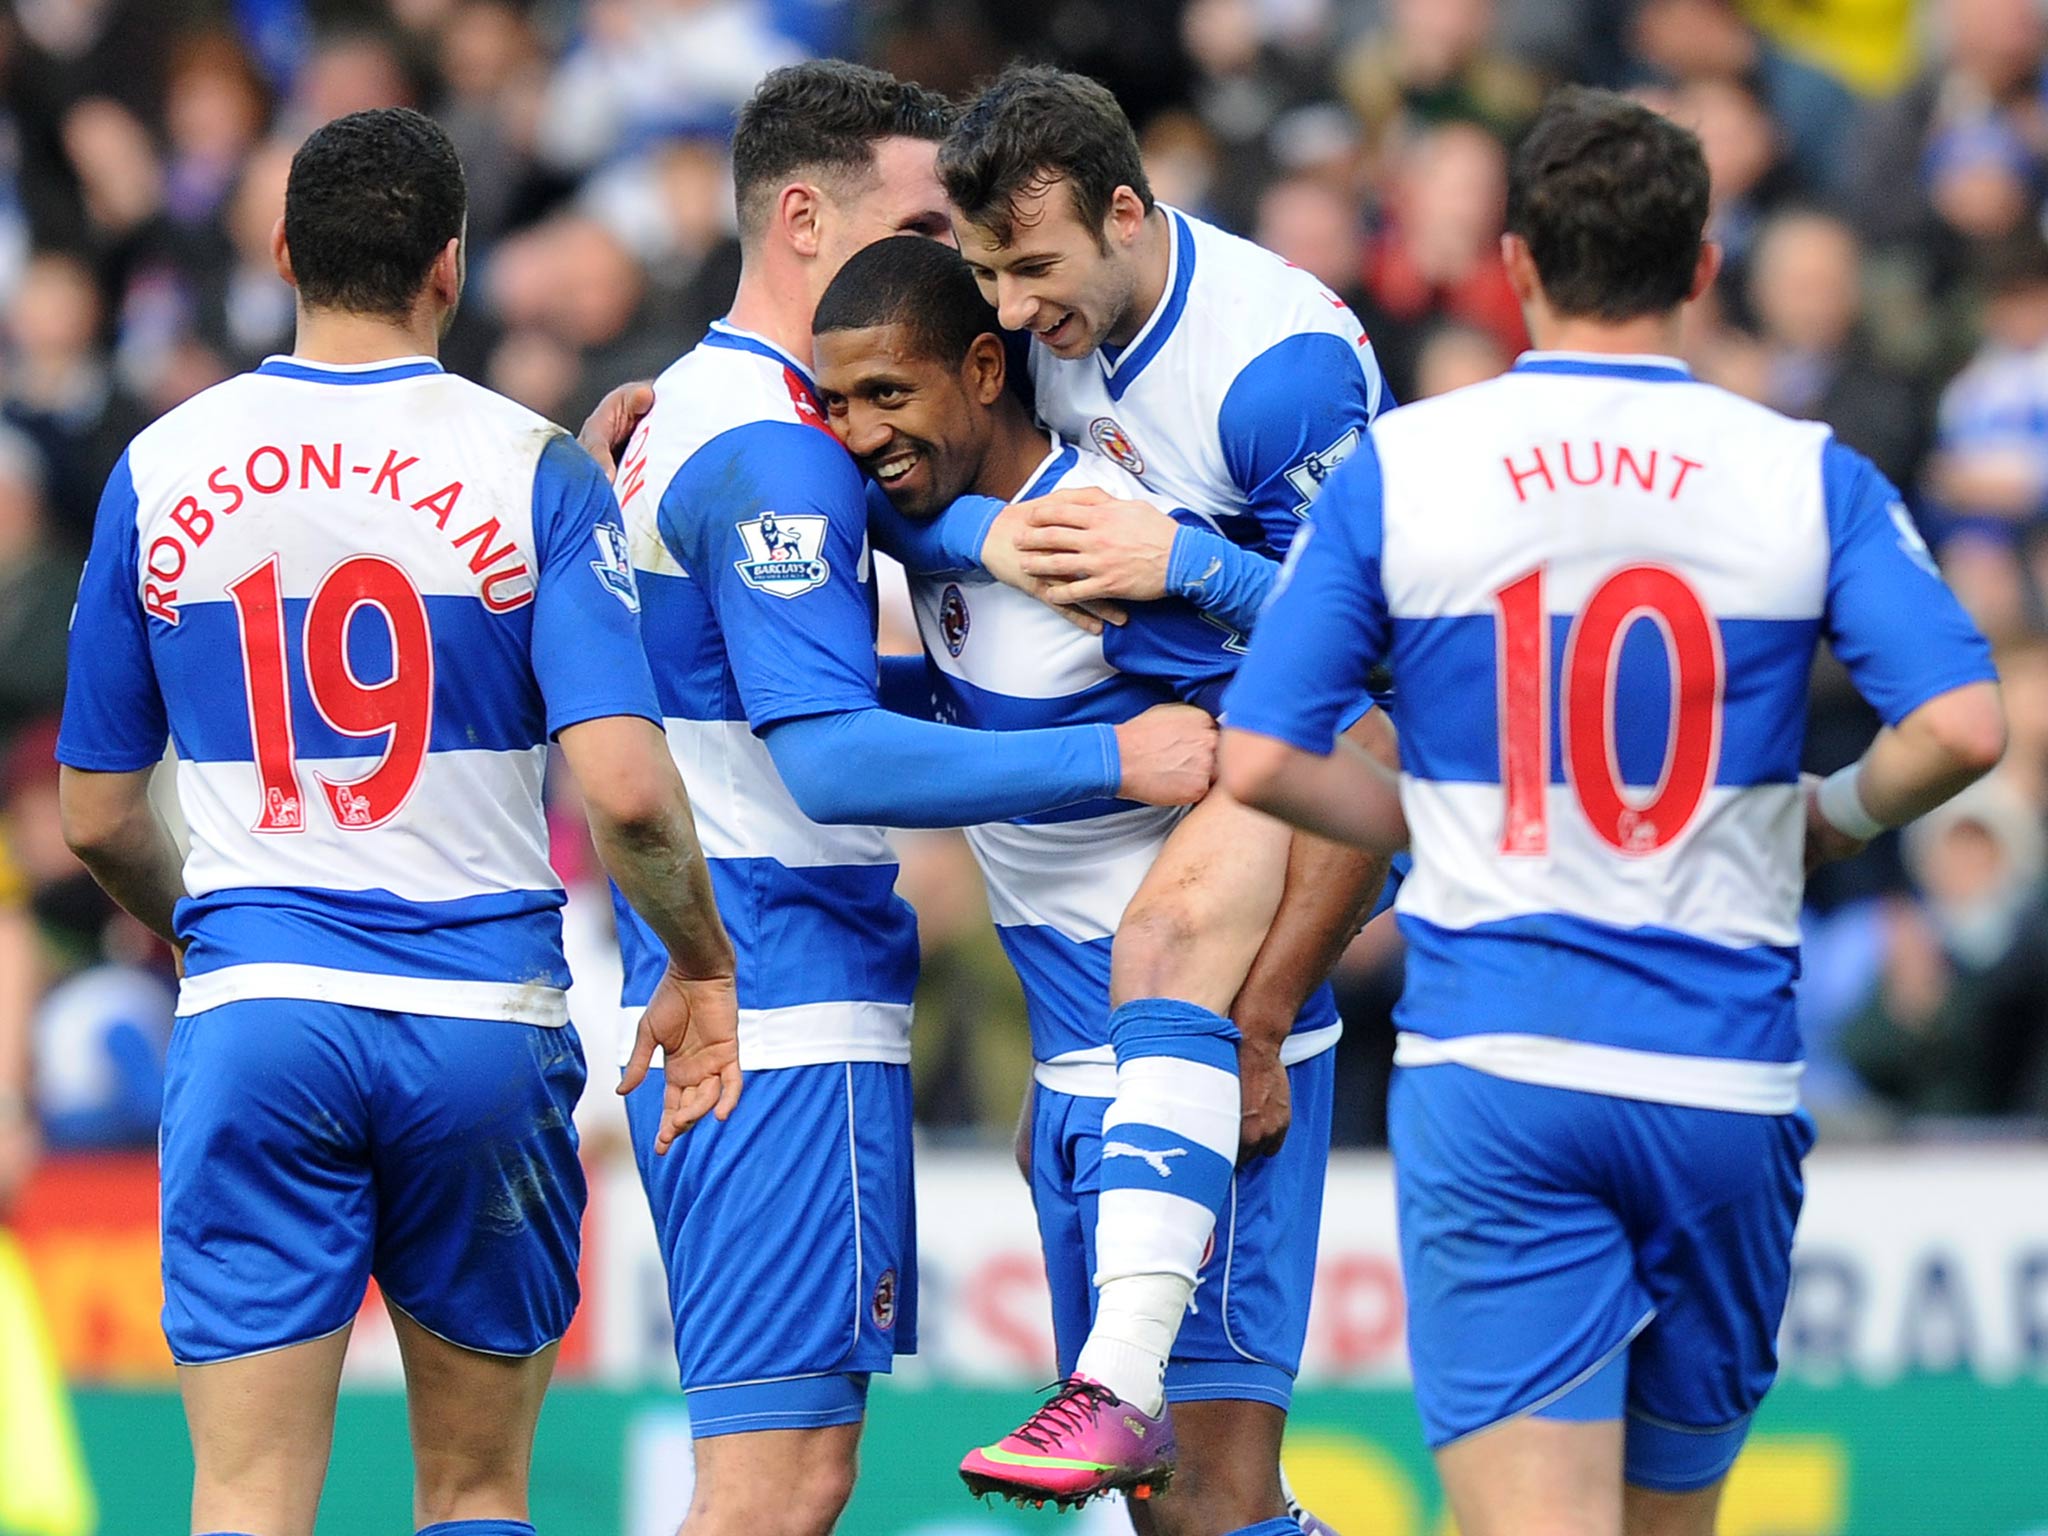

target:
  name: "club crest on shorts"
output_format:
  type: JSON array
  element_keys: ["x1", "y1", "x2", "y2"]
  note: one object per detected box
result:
[
  {"x1": 734, "y1": 511, "x2": 830, "y2": 598},
  {"x1": 589, "y1": 521, "x2": 641, "y2": 612},
  {"x1": 1090, "y1": 416, "x2": 1144, "y2": 475},
  {"x1": 939, "y1": 582, "x2": 970, "y2": 657},
  {"x1": 872, "y1": 1268, "x2": 898, "y2": 1329}
]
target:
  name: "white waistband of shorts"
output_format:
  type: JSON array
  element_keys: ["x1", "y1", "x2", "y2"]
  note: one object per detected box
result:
[
  {"x1": 1033, "y1": 1020, "x2": 1343, "y2": 1099},
  {"x1": 616, "y1": 999, "x2": 912, "y2": 1070},
  {"x1": 1393, "y1": 1031, "x2": 1802, "y2": 1116},
  {"x1": 177, "y1": 963, "x2": 568, "y2": 1026}
]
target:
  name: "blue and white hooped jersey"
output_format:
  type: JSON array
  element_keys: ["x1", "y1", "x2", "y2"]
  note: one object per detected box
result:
[
  {"x1": 610, "y1": 320, "x2": 917, "y2": 1070},
  {"x1": 1227, "y1": 353, "x2": 1997, "y2": 1115},
  {"x1": 56, "y1": 355, "x2": 662, "y2": 1026},
  {"x1": 1030, "y1": 206, "x2": 1388, "y2": 558},
  {"x1": 905, "y1": 436, "x2": 1342, "y2": 1094}
]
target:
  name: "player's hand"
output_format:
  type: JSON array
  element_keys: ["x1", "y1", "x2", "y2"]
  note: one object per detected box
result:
[
  {"x1": 1236, "y1": 1036, "x2": 1290, "y2": 1164},
  {"x1": 579, "y1": 380, "x2": 656, "y2": 478},
  {"x1": 1802, "y1": 771, "x2": 1869, "y2": 874},
  {"x1": 619, "y1": 964, "x2": 741, "y2": 1152},
  {"x1": 1114, "y1": 703, "x2": 1218, "y2": 806},
  {"x1": 1013, "y1": 491, "x2": 1177, "y2": 605},
  {"x1": 981, "y1": 495, "x2": 1128, "y2": 634}
]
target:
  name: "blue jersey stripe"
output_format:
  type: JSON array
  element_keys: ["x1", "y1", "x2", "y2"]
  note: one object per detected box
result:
[
  {"x1": 996, "y1": 921, "x2": 1339, "y2": 1064},
  {"x1": 614, "y1": 857, "x2": 917, "y2": 1011},
  {"x1": 178, "y1": 885, "x2": 566, "y2": 985},
  {"x1": 932, "y1": 664, "x2": 1172, "y2": 733},
  {"x1": 156, "y1": 596, "x2": 547, "y2": 762},
  {"x1": 1396, "y1": 911, "x2": 1799, "y2": 1063},
  {"x1": 1100, "y1": 211, "x2": 1198, "y2": 402},
  {"x1": 1391, "y1": 613, "x2": 1818, "y2": 788},
  {"x1": 637, "y1": 569, "x2": 745, "y2": 723}
]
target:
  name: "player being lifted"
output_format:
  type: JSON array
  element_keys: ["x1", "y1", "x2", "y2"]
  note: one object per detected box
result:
[
  {"x1": 55, "y1": 109, "x2": 738, "y2": 1536},
  {"x1": 871, "y1": 65, "x2": 1396, "y2": 1505},
  {"x1": 599, "y1": 63, "x2": 1215, "y2": 1536},
  {"x1": 814, "y1": 234, "x2": 1355, "y2": 1536},
  {"x1": 1222, "y1": 89, "x2": 2005, "y2": 1536}
]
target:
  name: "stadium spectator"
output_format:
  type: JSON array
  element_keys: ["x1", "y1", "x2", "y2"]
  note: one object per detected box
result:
[
  {"x1": 1356, "y1": 120, "x2": 1524, "y2": 403},
  {"x1": 1745, "y1": 208, "x2": 1929, "y2": 486},
  {"x1": 0, "y1": 430, "x2": 75, "y2": 753}
]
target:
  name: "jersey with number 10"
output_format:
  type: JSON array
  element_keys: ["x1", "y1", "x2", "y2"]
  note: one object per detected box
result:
[
  {"x1": 1226, "y1": 353, "x2": 1997, "y2": 1115},
  {"x1": 56, "y1": 355, "x2": 660, "y2": 1027}
]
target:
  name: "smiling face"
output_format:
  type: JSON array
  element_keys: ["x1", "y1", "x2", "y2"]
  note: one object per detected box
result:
[
  {"x1": 814, "y1": 320, "x2": 1005, "y2": 517},
  {"x1": 954, "y1": 175, "x2": 1147, "y2": 358}
]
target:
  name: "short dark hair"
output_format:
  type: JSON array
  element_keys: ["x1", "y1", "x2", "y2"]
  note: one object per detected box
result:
[
  {"x1": 732, "y1": 60, "x2": 955, "y2": 239},
  {"x1": 1505, "y1": 87, "x2": 1709, "y2": 322},
  {"x1": 813, "y1": 236, "x2": 999, "y2": 367},
  {"x1": 284, "y1": 108, "x2": 465, "y2": 319},
  {"x1": 939, "y1": 65, "x2": 1152, "y2": 247}
]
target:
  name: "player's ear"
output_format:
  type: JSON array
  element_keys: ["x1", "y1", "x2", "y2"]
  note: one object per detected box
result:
[
  {"x1": 429, "y1": 237, "x2": 462, "y2": 308},
  {"x1": 1501, "y1": 233, "x2": 1541, "y2": 308},
  {"x1": 780, "y1": 181, "x2": 825, "y2": 259},
  {"x1": 1687, "y1": 241, "x2": 1723, "y2": 304},
  {"x1": 1107, "y1": 185, "x2": 1147, "y2": 249},
  {"x1": 966, "y1": 332, "x2": 1006, "y2": 405},
  {"x1": 271, "y1": 216, "x2": 296, "y2": 289}
]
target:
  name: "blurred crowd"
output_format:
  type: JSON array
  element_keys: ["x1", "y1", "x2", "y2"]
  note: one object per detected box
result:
[{"x1": 4, "y1": 0, "x2": 2048, "y2": 1198}]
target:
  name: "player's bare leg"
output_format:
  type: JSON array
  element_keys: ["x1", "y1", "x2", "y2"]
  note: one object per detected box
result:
[
  {"x1": 1624, "y1": 1477, "x2": 1727, "y2": 1536},
  {"x1": 388, "y1": 1303, "x2": 557, "y2": 1530},
  {"x1": 682, "y1": 1424, "x2": 861, "y2": 1536},
  {"x1": 179, "y1": 1325, "x2": 352, "y2": 1536},
  {"x1": 1125, "y1": 1399, "x2": 1288, "y2": 1536},
  {"x1": 1434, "y1": 1417, "x2": 1624, "y2": 1536}
]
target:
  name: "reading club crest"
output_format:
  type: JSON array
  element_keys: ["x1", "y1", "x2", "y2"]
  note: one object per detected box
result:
[
  {"x1": 734, "y1": 511, "x2": 831, "y2": 598},
  {"x1": 939, "y1": 583, "x2": 970, "y2": 657},
  {"x1": 872, "y1": 1269, "x2": 898, "y2": 1329},
  {"x1": 1089, "y1": 416, "x2": 1144, "y2": 475}
]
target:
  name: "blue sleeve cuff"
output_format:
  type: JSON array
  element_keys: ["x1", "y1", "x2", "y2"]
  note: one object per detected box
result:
[
  {"x1": 1167, "y1": 525, "x2": 1279, "y2": 634},
  {"x1": 869, "y1": 490, "x2": 1001, "y2": 575}
]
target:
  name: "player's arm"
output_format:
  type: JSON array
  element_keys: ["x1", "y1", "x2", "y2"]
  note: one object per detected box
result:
[
  {"x1": 676, "y1": 424, "x2": 1214, "y2": 825},
  {"x1": 1805, "y1": 441, "x2": 2007, "y2": 867},
  {"x1": 1226, "y1": 709, "x2": 1398, "y2": 1160},
  {"x1": 55, "y1": 450, "x2": 183, "y2": 949},
  {"x1": 57, "y1": 767, "x2": 184, "y2": 946},
  {"x1": 1220, "y1": 437, "x2": 1409, "y2": 852},
  {"x1": 1217, "y1": 330, "x2": 1385, "y2": 555},
  {"x1": 531, "y1": 435, "x2": 737, "y2": 1147}
]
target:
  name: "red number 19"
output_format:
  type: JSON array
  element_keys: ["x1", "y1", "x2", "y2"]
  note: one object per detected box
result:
[
  {"x1": 1495, "y1": 564, "x2": 1723, "y2": 857},
  {"x1": 227, "y1": 554, "x2": 435, "y2": 834}
]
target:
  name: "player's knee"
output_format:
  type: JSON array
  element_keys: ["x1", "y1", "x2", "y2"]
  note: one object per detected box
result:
[
  {"x1": 1110, "y1": 897, "x2": 1208, "y2": 1003},
  {"x1": 700, "y1": 1452, "x2": 854, "y2": 1536}
]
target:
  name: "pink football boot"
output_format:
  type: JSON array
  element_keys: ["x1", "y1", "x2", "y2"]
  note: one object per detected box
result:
[{"x1": 959, "y1": 1376, "x2": 1176, "y2": 1508}]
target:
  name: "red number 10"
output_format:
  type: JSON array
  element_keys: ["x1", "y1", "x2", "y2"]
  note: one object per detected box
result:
[
  {"x1": 1495, "y1": 564, "x2": 1723, "y2": 856},
  {"x1": 227, "y1": 554, "x2": 435, "y2": 834}
]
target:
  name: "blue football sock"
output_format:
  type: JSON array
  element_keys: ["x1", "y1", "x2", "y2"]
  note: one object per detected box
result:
[
  {"x1": 1226, "y1": 1519, "x2": 1302, "y2": 1536},
  {"x1": 417, "y1": 1521, "x2": 536, "y2": 1536}
]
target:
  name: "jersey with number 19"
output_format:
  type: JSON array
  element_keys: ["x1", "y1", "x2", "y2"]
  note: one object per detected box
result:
[
  {"x1": 1226, "y1": 352, "x2": 1997, "y2": 1483},
  {"x1": 56, "y1": 353, "x2": 659, "y2": 1364}
]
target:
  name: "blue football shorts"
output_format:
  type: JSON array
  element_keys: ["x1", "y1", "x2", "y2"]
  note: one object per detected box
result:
[
  {"x1": 159, "y1": 999, "x2": 587, "y2": 1364},
  {"x1": 624, "y1": 1059, "x2": 916, "y2": 1437},
  {"x1": 1389, "y1": 1062, "x2": 1815, "y2": 1491},
  {"x1": 1032, "y1": 1045, "x2": 1335, "y2": 1410}
]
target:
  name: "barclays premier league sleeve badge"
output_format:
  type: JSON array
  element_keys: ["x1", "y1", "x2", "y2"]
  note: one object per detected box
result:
[{"x1": 734, "y1": 512, "x2": 832, "y2": 598}]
